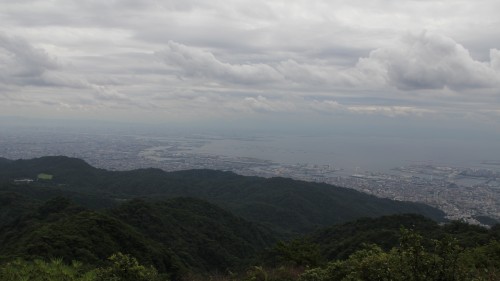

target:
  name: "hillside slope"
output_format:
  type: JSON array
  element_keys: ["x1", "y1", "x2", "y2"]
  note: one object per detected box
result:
[
  {"x1": 109, "y1": 198, "x2": 276, "y2": 271},
  {"x1": 306, "y1": 214, "x2": 500, "y2": 261},
  {"x1": 0, "y1": 195, "x2": 276, "y2": 275},
  {"x1": 0, "y1": 156, "x2": 446, "y2": 235}
]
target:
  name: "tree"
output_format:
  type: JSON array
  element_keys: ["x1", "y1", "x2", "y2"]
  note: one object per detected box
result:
[
  {"x1": 0, "y1": 253, "x2": 169, "y2": 281},
  {"x1": 94, "y1": 252, "x2": 167, "y2": 281},
  {"x1": 266, "y1": 239, "x2": 323, "y2": 267},
  {"x1": 299, "y1": 228, "x2": 482, "y2": 281}
]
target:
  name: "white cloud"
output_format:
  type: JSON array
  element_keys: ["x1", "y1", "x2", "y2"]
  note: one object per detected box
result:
[
  {"x1": 354, "y1": 32, "x2": 500, "y2": 90},
  {"x1": 241, "y1": 95, "x2": 296, "y2": 113},
  {"x1": 310, "y1": 100, "x2": 345, "y2": 113},
  {"x1": 346, "y1": 105, "x2": 433, "y2": 117},
  {"x1": 309, "y1": 99, "x2": 433, "y2": 118},
  {"x1": 157, "y1": 41, "x2": 284, "y2": 85}
]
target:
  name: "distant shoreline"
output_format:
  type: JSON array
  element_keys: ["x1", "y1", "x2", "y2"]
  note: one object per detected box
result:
[{"x1": 482, "y1": 161, "x2": 500, "y2": 166}]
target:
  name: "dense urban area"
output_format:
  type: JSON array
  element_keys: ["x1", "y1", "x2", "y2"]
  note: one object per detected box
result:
[{"x1": 1, "y1": 129, "x2": 499, "y2": 226}]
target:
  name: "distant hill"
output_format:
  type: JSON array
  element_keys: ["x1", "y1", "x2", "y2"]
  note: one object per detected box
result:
[
  {"x1": 0, "y1": 156, "x2": 446, "y2": 235},
  {"x1": 0, "y1": 181, "x2": 116, "y2": 210},
  {"x1": 0, "y1": 156, "x2": 102, "y2": 184}
]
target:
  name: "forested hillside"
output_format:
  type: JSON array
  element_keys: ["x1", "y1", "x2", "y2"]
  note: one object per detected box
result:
[
  {"x1": 1, "y1": 156, "x2": 498, "y2": 280},
  {"x1": 308, "y1": 214, "x2": 500, "y2": 261},
  {"x1": 0, "y1": 156, "x2": 445, "y2": 235},
  {"x1": 0, "y1": 194, "x2": 276, "y2": 277}
]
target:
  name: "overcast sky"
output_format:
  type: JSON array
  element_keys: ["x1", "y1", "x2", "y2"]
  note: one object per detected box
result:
[{"x1": 1, "y1": 0, "x2": 500, "y2": 135}]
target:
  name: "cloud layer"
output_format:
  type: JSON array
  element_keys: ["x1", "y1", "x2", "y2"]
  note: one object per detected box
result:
[{"x1": 0, "y1": 0, "x2": 499, "y2": 126}]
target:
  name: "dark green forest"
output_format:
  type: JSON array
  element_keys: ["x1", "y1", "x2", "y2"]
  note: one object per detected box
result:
[
  {"x1": 0, "y1": 156, "x2": 498, "y2": 280},
  {"x1": 0, "y1": 156, "x2": 445, "y2": 235}
]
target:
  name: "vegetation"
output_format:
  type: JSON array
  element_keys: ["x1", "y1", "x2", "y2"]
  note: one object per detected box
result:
[
  {"x1": 0, "y1": 195, "x2": 276, "y2": 278},
  {"x1": 94, "y1": 252, "x2": 167, "y2": 281},
  {"x1": 306, "y1": 213, "x2": 500, "y2": 261},
  {"x1": 299, "y1": 229, "x2": 500, "y2": 281},
  {"x1": 0, "y1": 258, "x2": 97, "y2": 281},
  {"x1": 0, "y1": 156, "x2": 445, "y2": 235},
  {"x1": 0, "y1": 197, "x2": 183, "y2": 276},
  {"x1": 37, "y1": 173, "x2": 53, "y2": 180},
  {"x1": 0, "y1": 156, "x2": 499, "y2": 280},
  {"x1": 108, "y1": 198, "x2": 277, "y2": 272},
  {"x1": 2, "y1": 229, "x2": 498, "y2": 281},
  {"x1": 0, "y1": 253, "x2": 168, "y2": 281}
]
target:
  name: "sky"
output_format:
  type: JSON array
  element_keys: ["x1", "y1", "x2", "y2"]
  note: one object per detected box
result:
[{"x1": 1, "y1": 0, "x2": 500, "y2": 136}]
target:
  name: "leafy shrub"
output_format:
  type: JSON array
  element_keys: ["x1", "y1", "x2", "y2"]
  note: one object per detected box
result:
[
  {"x1": 94, "y1": 252, "x2": 166, "y2": 281},
  {"x1": 0, "y1": 258, "x2": 95, "y2": 281}
]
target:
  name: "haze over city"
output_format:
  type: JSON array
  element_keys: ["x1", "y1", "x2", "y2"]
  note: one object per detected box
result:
[{"x1": 1, "y1": 1, "x2": 500, "y2": 173}]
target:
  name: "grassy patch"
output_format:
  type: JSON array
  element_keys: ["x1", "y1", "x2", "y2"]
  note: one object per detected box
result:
[{"x1": 37, "y1": 173, "x2": 53, "y2": 180}]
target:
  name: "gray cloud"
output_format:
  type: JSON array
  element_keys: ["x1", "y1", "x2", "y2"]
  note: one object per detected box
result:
[
  {"x1": 491, "y1": 49, "x2": 500, "y2": 71},
  {"x1": 157, "y1": 41, "x2": 284, "y2": 84},
  {"x1": 355, "y1": 32, "x2": 500, "y2": 91},
  {"x1": 0, "y1": 33, "x2": 59, "y2": 86},
  {"x1": 0, "y1": 32, "x2": 135, "y2": 112},
  {"x1": 1, "y1": 0, "x2": 500, "y2": 125},
  {"x1": 156, "y1": 41, "x2": 357, "y2": 88}
]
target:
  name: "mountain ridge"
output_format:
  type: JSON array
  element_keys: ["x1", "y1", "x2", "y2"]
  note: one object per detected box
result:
[{"x1": 0, "y1": 156, "x2": 446, "y2": 235}]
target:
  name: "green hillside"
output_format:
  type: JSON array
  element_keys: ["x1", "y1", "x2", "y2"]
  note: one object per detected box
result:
[
  {"x1": 0, "y1": 195, "x2": 276, "y2": 277},
  {"x1": 0, "y1": 181, "x2": 116, "y2": 209},
  {"x1": 0, "y1": 191, "x2": 38, "y2": 228},
  {"x1": 107, "y1": 198, "x2": 277, "y2": 271},
  {"x1": 260, "y1": 214, "x2": 500, "y2": 281},
  {"x1": 0, "y1": 156, "x2": 445, "y2": 235},
  {"x1": 0, "y1": 179, "x2": 498, "y2": 280},
  {"x1": 306, "y1": 214, "x2": 500, "y2": 261},
  {"x1": 7, "y1": 156, "x2": 495, "y2": 280}
]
